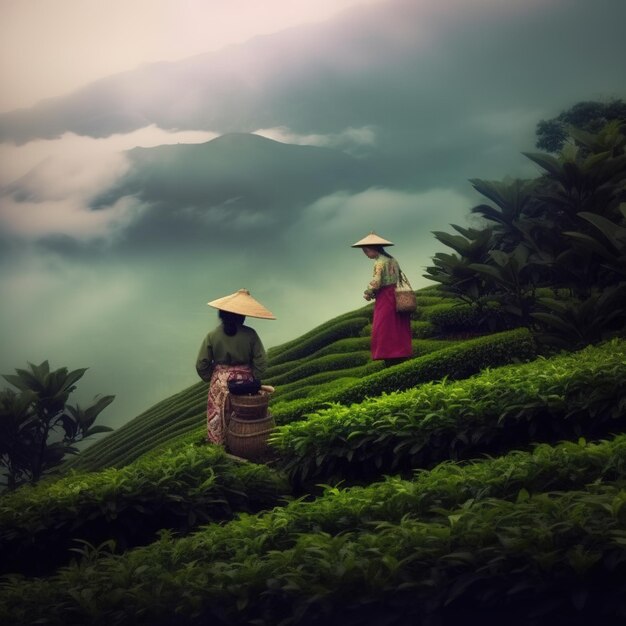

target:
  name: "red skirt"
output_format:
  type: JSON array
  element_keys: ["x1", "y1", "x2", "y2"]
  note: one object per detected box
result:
[{"x1": 371, "y1": 285, "x2": 413, "y2": 360}]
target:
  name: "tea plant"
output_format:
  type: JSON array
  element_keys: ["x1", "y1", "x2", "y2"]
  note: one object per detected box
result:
[
  {"x1": 267, "y1": 306, "x2": 373, "y2": 361},
  {"x1": 64, "y1": 289, "x2": 455, "y2": 473},
  {"x1": 270, "y1": 338, "x2": 626, "y2": 484},
  {"x1": 266, "y1": 351, "x2": 372, "y2": 386},
  {"x1": 0, "y1": 443, "x2": 289, "y2": 576},
  {"x1": 3, "y1": 434, "x2": 626, "y2": 624},
  {"x1": 64, "y1": 382, "x2": 207, "y2": 471},
  {"x1": 268, "y1": 318, "x2": 369, "y2": 365},
  {"x1": 271, "y1": 328, "x2": 536, "y2": 424}
]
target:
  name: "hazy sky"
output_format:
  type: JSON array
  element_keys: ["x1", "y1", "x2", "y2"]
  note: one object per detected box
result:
[
  {"x1": 0, "y1": 0, "x2": 381, "y2": 112},
  {"x1": 1, "y1": 0, "x2": 625, "y2": 431}
]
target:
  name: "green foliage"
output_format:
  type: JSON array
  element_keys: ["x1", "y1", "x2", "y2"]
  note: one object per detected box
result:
[
  {"x1": 1, "y1": 361, "x2": 114, "y2": 489},
  {"x1": 270, "y1": 338, "x2": 626, "y2": 484},
  {"x1": 423, "y1": 300, "x2": 519, "y2": 333},
  {"x1": 536, "y1": 98, "x2": 626, "y2": 152},
  {"x1": 266, "y1": 351, "x2": 372, "y2": 386},
  {"x1": 64, "y1": 382, "x2": 207, "y2": 472},
  {"x1": 0, "y1": 389, "x2": 36, "y2": 491},
  {"x1": 470, "y1": 177, "x2": 538, "y2": 247},
  {"x1": 268, "y1": 314, "x2": 371, "y2": 364},
  {"x1": 424, "y1": 121, "x2": 626, "y2": 346},
  {"x1": 410, "y1": 319, "x2": 436, "y2": 337},
  {"x1": 0, "y1": 443, "x2": 289, "y2": 577},
  {"x1": 3, "y1": 433, "x2": 626, "y2": 624},
  {"x1": 269, "y1": 340, "x2": 457, "y2": 398},
  {"x1": 532, "y1": 284, "x2": 626, "y2": 349},
  {"x1": 424, "y1": 224, "x2": 494, "y2": 302},
  {"x1": 361, "y1": 319, "x2": 437, "y2": 338},
  {"x1": 270, "y1": 328, "x2": 535, "y2": 424},
  {"x1": 270, "y1": 362, "x2": 384, "y2": 402},
  {"x1": 298, "y1": 336, "x2": 372, "y2": 358},
  {"x1": 5, "y1": 115, "x2": 626, "y2": 626}
]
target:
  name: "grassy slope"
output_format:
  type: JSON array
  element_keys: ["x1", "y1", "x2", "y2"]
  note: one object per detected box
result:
[
  {"x1": 5, "y1": 286, "x2": 626, "y2": 623},
  {"x1": 64, "y1": 291, "x2": 457, "y2": 472}
]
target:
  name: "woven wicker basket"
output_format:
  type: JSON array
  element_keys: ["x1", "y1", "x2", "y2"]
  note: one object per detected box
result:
[
  {"x1": 226, "y1": 413, "x2": 275, "y2": 461},
  {"x1": 229, "y1": 391, "x2": 270, "y2": 420}
]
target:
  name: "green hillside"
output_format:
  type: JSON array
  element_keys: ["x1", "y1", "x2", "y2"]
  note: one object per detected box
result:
[
  {"x1": 3, "y1": 122, "x2": 626, "y2": 625},
  {"x1": 3, "y1": 287, "x2": 626, "y2": 624},
  {"x1": 60, "y1": 290, "x2": 530, "y2": 473}
]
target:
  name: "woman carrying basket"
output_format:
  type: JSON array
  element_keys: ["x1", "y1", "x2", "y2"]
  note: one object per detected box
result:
[
  {"x1": 195, "y1": 288, "x2": 275, "y2": 445},
  {"x1": 352, "y1": 232, "x2": 413, "y2": 366}
]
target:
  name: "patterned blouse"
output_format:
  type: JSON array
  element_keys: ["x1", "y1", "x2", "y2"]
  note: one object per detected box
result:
[{"x1": 364, "y1": 255, "x2": 401, "y2": 299}]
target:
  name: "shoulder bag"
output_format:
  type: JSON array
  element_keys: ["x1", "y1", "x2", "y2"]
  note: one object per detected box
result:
[{"x1": 395, "y1": 270, "x2": 417, "y2": 314}]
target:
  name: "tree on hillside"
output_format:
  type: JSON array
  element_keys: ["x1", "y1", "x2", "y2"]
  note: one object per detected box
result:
[
  {"x1": 0, "y1": 361, "x2": 114, "y2": 490},
  {"x1": 425, "y1": 120, "x2": 626, "y2": 348},
  {"x1": 535, "y1": 99, "x2": 626, "y2": 152}
]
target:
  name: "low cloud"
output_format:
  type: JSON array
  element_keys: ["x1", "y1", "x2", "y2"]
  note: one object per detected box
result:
[
  {"x1": 0, "y1": 126, "x2": 219, "y2": 243},
  {"x1": 0, "y1": 182, "x2": 476, "y2": 427},
  {"x1": 285, "y1": 186, "x2": 474, "y2": 273},
  {"x1": 253, "y1": 125, "x2": 377, "y2": 155},
  {"x1": 0, "y1": 195, "x2": 146, "y2": 242},
  {"x1": 0, "y1": 125, "x2": 218, "y2": 187}
]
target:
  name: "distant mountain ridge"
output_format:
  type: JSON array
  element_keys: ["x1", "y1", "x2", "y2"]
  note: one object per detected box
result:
[
  {"x1": 0, "y1": 0, "x2": 414, "y2": 143},
  {"x1": 91, "y1": 132, "x2": 372, "y2": 214}
]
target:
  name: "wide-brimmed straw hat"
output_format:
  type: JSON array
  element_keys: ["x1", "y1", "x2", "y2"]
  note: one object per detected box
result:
[
  {"x1": 207, "y1": 288, "x2": 276, "y2": 320},
  {"x1": 351, "y1": 231, "x2": 394, "y2": 248}
]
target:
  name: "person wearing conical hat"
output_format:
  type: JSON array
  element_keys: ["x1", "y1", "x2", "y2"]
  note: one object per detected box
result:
[
  {"x1": 352, "y1": 232, "x2": 412, "y2": 365},
  {"x1": 196, "y1": 289, "x2": 275, "y2": 445}
]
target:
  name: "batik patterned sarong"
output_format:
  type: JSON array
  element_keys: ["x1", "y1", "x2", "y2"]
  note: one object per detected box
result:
[{"x1": 206, "y1": 364, "x2": 254, "y2": 444}]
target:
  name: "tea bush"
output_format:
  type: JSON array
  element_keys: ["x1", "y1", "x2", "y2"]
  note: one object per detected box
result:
[
  {"x1": 423, "y1": 301, "x2": 519, "y2": 333},
  {"x1": 270, "y1": 328, "x2": 536, "y2": 423},
  {"x1": 3, "y1": 434, "x2": 626, "y2": 625},
  {"x1": 271, "y1": 338, "x2": 626, "y2": 484},
  {"x1": 268, "y1": 316, "x2": 371, "y2": 364},
  {"x1": 266, "y1": 351, "x2": 372, "y2": 386},
  {"x1": 0, "y1": 444, "x2": 289, "y2": 577},
  {"x1": 301, "y1": 336, "x2": 371, "y2": 357},
  {"x1": 270, "y1": 363, "x2": 384, "y2": 401},
  {"x1": 65, "y1": 382, "x2": 207, "y2": 471}
]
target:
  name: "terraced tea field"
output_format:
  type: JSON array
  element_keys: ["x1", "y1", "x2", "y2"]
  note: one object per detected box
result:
[{"x1": 3, "y1": 287, "x2": 626, "y2": 626}]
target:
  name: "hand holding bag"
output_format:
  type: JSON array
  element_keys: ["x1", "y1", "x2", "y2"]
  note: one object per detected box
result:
[{"x1": 395, "y1": 270, "x2": 417, "y2": 313}]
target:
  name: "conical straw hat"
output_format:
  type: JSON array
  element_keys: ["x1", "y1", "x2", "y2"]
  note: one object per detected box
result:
[
  {"x1": 207, "y1": 288, "x2": 276, "y2": 319},
  {"x1": 351, "y1": 231, "x2": 394, "y2": 247}
]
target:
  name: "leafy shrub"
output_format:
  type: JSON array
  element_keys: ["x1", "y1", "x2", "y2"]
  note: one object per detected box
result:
[
  {"x1": 1, "y1": 361, "x2": 114, "y2": 489},
  {"x1": 412, "y1": 337, "x2": 460, "y2": 354},
  {"x1": 268, "y1": 309, "x2": 372, "y2": 360},
  {"x1": 3, "y1": 435, "x2": 626, "y2": 625},
  {"x1": 265, "y1": 358, "x2": 305, "y2": 379},
  {"x1": 270, "y1": 340, "x2": 455, "y2": 402},
  {"x1": 301, "y1": 337, "x2": 371, "y2": 358},
  {"x1": 414, "y1": 294, "x2": 447, "y2": 305},
  {"x1": 266, "y1": 351, "x2": 372, "y2": 386},
  {"x1": 411, "y1": 320, "x2": 436, "y2": 337},
  {"x1": 268, "y1": 318, "x2": 370, "y2": 366},
  {"x1": 361, "y1": 320, "x2": 437, "y2": 338},
  {"x1": 270, "y1": 338, "x2": 626, "y2": 484},
  {"x1": 271, "y1": 328, "x2": 536, "y2": 424},
  {"x1": 0, "y1": 444, "x2": 289, "y2": 577},
  {"x1": 270, "y1": 362, "x2": 384, "y2": 401},
  {"x1": 424, "y1": 300, "x2": 520, "y2": 333},
  {"x1": 93, "y1": 412, "x2": 206, "y2": 469},
  {"x1": 64, "y1": 382, "x2": 206, "y2": 472}
]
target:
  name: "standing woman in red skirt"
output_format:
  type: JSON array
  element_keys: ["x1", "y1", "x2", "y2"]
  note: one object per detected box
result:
[{"x1": 352, "y1": 232, "x2": 413, "y2": 365}]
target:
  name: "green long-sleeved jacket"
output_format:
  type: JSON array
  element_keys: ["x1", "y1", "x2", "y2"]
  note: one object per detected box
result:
[{"x1": 195, "y1": 324, "x2": 267, "y2": 382}]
